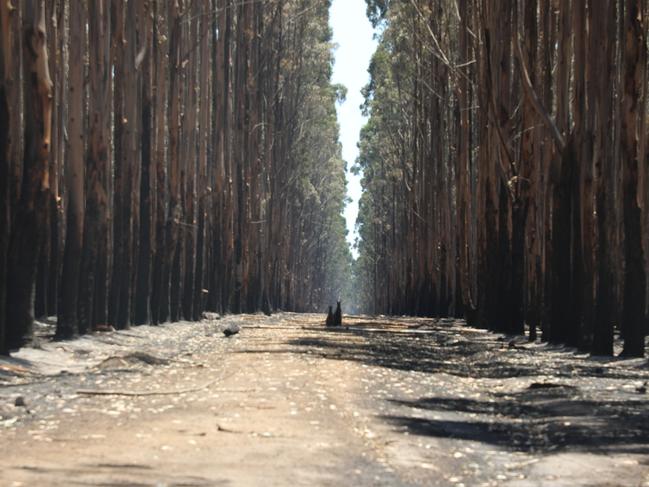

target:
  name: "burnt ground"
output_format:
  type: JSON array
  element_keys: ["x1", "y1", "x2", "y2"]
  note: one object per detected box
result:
[{"x1": 1, "y1": 313, "x2": 649, "y2": 486}]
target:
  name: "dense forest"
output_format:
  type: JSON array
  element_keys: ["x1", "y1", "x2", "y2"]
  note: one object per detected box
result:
[
  {"x1": 1, "y1": 0, "x2": 648, "y2": 360},
  {"x1": 354, "y1": 0, "x2": 649, "y2": 356},
  {"x1": 3, "y1": 2, "x2": 649, "y2": 483},
  {"x1": 0, "y1": 0, "x2": 352, "y2": 353}
]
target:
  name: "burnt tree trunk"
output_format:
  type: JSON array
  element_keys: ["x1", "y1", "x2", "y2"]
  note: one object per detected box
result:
[
  {"x1": 134, "y1": 1, "x2": 153, "y2": 325},
  {"x1": 80, "y1": 0, "x2": 111, "y2": 334},
  {"x1": 592, "y1": 0, "x2": 615, "y2": 356},
  {"x1": 6, "y1": 0, "x2": 53, "y2": 349},
  {"x1": 620, "y1": 0, "x2": 646, "y2": 357},
  {"x1": 57, "y1": 0, "x2": 85, "y2": 339},
  {"x1": 0, "y1": 0, "x2": 14, "y2": 354}
]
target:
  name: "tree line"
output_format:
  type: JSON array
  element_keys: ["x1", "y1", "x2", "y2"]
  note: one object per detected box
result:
[
  {"x1": 0, "y1": 0, "x2": 352, "y2": 353},
  {"x1": 355, "y1": 0, "x2": 649, "y2": 356}
]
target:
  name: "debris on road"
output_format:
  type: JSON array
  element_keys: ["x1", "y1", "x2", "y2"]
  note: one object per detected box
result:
[{"x1": 0, "y1": 313, "x2": 648, "y2": 486}]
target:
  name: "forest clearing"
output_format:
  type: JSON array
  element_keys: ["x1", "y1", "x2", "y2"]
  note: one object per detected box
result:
[{"x1": 2, "y1": 313, "x2": 649, "y2": 486}]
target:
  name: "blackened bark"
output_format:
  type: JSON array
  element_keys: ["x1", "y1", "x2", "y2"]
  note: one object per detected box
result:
[
  {"x1": 6, "y1": 1, "x2": 53, "y2": 349},
  {"x1": 57, "y1": 0, "x2": 85, "y2": 340},
  {"x1": 0, "y1": 83, "x2": 9, "y2": 354},
  {"x1": 548, "y1": 144, "x2": 575, "y2": 344},
  {"x1": 135, "y1": 71, "x2": 152, "y2": 325},
  {"x1": 80, "y1": 0, "x2": 110, "y2": 334},
  {"x1": 620, "y1": 0, "x2": 647, "y2": 357}
]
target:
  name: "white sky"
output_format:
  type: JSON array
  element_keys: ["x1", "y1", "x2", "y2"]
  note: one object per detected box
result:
[{"x1": 330, "y1": 0, "x2": 377, "y2": 259}]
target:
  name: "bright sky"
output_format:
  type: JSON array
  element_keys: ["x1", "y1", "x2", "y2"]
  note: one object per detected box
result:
[{"x1": 330, "y1": 0, "x2": 377, "y2": 259}]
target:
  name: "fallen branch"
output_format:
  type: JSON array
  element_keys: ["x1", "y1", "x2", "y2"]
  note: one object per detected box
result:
[
  {"x1": 0, "y1": 380, "x2": 49, "y2": 388},
  {"x1": 216, "y1": 424, "x2": 240, "y2": 433},
  {"x1": 76, "y1": 379, "x2": 217, "y2": 397}
]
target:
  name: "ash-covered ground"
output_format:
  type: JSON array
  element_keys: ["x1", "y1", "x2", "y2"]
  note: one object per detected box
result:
[{"x1": 1, "y1": 313, "x2": 649, "y2": 486}]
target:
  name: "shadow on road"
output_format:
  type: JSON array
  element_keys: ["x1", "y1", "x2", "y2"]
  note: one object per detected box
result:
[
  {"x1": 284, "y1": 319, "x2": 649, "y2": 455},
  {"x1": 287, "y1": 325, "x2": 638, "y2": 380},
  {"x1": 384, "y1": 390, "x2": 649, "y2": 454}
]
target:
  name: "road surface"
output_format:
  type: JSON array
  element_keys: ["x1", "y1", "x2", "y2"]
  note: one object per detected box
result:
[{"x1": 1, "y1": 313, "x2": 649, "y2": 486}]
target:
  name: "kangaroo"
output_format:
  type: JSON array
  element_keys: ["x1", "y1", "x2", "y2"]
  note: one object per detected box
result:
[
  {"x1": 325, "y1": 306, "x2": 334, "y2": 327},
  {"x1": 333, "y1": 301, "x2": 342, "y2": 327}
]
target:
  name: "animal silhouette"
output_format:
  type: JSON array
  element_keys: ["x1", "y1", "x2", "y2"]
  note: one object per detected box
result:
[
  {"x1": 325, "y1": 306, "x2": 334, "y2": 327},
  {"x1": 333, "y1": 301, "x2": 342, "y2": 327}
]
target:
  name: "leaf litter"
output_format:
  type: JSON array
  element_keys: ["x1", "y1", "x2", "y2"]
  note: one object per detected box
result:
[{"x1": 0, "y1": 313, "x2": 648, "y2": 486}]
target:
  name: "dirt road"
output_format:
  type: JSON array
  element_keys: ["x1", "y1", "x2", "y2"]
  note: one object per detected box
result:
[{"x1": 1, "y1": 314, "x2": 649, "y2": 486}]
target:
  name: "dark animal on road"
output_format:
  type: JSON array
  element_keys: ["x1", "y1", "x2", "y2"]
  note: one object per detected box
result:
[
  {"x1": 325, "y1": 306, "x2": 334, "y2": 327},
  {"x1": 333, "y1": 301, "x2": 342, "y2": 327}
]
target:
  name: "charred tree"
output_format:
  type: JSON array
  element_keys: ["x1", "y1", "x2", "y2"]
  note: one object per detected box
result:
[
  {"x1": 57, "y1": 0, "x2": 85, "y2": 339},
  {"x1": 79, "y1": 0, "x2": 111, "y2": 334},
  {"x1": 620, "y1": 0, "x2": 647, "y2": 357},
  {"x1": 5, "y1": 0, "x2": 53, "y2": 349}
]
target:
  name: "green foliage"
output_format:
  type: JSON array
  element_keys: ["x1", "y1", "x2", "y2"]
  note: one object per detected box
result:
[
  {"x1": 332, "y1": 83, "x2": 348, "y2": 104},
  {"x1": 277, "y1": 0, "x2": 353, "y2": 311},
  {"x1": 365, "y1": 0, "x2": 391, "y2": 28},
  {"x1": 354, "y1": 1, "x2": 421, "y2": 313}
]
